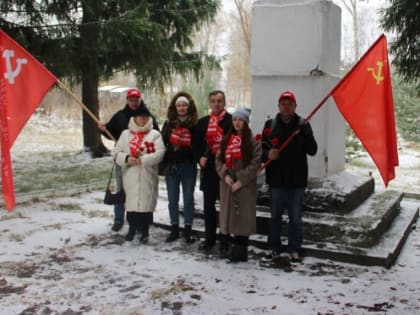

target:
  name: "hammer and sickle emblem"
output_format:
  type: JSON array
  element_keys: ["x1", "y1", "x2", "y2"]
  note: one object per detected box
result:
[
  {"x1": 367, "y1": 61, "x2": 384, "y2": 85},
  {"x1": 2, "y1": 49, "x2": 28, "y2": 84},
  {"x1": 232, "y1": 137, "x2": 241, "y2": 145}
]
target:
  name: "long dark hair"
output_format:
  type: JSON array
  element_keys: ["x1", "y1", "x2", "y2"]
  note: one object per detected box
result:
[
  {"x1": 218, "y1": 121, "x2": 253, "y2": 167},
  {"x1": 166, "y1": 91, "x2": 198, "y2": 128}
]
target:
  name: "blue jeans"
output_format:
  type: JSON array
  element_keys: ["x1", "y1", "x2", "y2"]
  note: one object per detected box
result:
[
  {"x1": 165, "y1": 162, "x2": 197, "y2": 226},
  {"x1": 113, "y1": 164, "x2": 125, "y2": 225},
  {"x1": 268, "y1": 187, "x2": 305, "y2": 253}
]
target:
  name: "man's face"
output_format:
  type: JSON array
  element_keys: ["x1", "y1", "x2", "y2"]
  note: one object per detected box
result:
[
  {"x1": 209, "y1": 93, "x2": 225, "y2": 115},
  {"x1": 278, "y1": 98, "x2": 296, "y2": 122},
  {"x1": 127, "y1": 97, "x2": 140, "y2": 110}
]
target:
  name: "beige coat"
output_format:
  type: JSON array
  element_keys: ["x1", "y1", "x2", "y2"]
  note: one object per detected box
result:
[
  {"x1": 112, "y1": 118, "x2": 165, "y2": 212},
  {"x1": 216, "y1": 137, "x2": 262, "y2": 236}
]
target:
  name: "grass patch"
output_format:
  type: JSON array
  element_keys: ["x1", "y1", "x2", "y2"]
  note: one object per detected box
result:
[
  {"x1": 10, "y1": 234, "x2": 25, "y2": 242},
  {"x1": 9, "y1": 151, "x2": 111, "y2": 196},
  {"x1": 54, "y1": 203, "x2": 83, "y2": 211}
]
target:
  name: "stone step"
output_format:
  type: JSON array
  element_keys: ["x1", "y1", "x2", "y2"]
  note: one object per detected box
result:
[
  {"x1": 257, "y1": 171, "x2": 375, "y2": 214},
  {"x1": 302, "y1": 190, "x2": 403, "y2": 247},
  {"x1": 154, "y1": 196, "x2": 419, "y2": 267},
  {"x1": 186, "y1": 190, "x2": 403, "y2": 248},
  {"x1": 304, "y1": 171, "x2": 375, "y2": 214}
]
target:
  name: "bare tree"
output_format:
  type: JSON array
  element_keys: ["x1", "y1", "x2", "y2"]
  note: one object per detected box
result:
[
  {"x1": 340, "y1": 0, "x2": 372, "y2": 62},
  {"x1": 226, "y1": 0, "x2": 253, "y2": 107},
  {"x1": 234, "y1": 0, "x2": 252, "y2": 54}
]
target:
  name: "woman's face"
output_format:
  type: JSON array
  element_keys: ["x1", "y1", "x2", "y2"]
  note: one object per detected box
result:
[
  {"x1": 134, "y1": 115, "x2": 149, "y2": 127},
  {"x1": 232, "y1": 117, "x2": 245, "y2": 133},
  {"x1": 175, "y1": 101, "x2": 189, "y2": 116}
]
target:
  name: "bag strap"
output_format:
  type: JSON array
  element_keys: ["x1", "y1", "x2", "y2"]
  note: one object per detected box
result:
[{"x1": 106, "y1": 161, "x2": 116, "y2": 189}]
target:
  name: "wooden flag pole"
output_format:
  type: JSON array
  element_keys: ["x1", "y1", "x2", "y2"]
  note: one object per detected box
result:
[{"x1": 57, "y1": 80, "x2": 116, "y2": 141}]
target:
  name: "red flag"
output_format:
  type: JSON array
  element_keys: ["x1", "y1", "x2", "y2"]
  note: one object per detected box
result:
[
  {"x1": 0, "y1": 29, "x2": 57, "y2": 211},
  {"x1": 332, "y1": 34, "x2": 398, "y2": 187}
]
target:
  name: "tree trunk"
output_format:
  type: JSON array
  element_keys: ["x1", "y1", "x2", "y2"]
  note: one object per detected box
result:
[{"x1": 80, "y1": 0, "x2": 108, "y2": 157}]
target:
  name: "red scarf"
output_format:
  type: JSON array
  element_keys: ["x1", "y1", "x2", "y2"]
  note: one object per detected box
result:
[
  {"x1": 129, "y1": 131, "x2": 148, "y2": 157},
  {"x1": 169, "y1": 127, "x2": 191, "y2": 147},
  {"x1": 206, "y1": 110, "x2": 226, "y2": 154},
  {"x1": 225, "y1": 134, "x2": 242, "y2": 169}
]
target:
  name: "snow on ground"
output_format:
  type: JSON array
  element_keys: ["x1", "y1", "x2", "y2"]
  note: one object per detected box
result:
[
  {"x1": 0, "y1": 115, "x2": 419, "y2": 314},
  {"x1": 0, "y1": 190, "x2": 419, "y2": 315}
]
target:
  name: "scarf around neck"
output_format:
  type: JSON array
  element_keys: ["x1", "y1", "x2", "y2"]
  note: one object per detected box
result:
[
  {"x1": 170, "y1": 127, "x2": 191, "y2": 147},
  {"x1": 206, "y1": 110, "x2": 226, "y2": 154},
  {"x1": 225, "y1": 134, "x2": 242, "y2": 169},
  {"x1": 128, "y1": 117, "x2": 153, "y2": 157}
]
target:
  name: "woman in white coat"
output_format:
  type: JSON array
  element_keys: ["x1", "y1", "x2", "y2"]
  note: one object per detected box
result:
[{"x1": 112, "y1": 107, "x2": 165, "y2": 243}]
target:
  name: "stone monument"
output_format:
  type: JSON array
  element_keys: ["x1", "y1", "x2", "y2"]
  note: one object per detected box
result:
[{"x1": 250, "y1": 0, "x2": 344, "y2": 178}]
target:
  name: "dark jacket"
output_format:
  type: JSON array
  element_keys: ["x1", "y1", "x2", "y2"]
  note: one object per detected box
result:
[
  {"x1": 261, "y1": 113, "x2": 317, "y2": 188},
  {"x1": 103, "y1": 101, "x2": 159, "y2": 140},
  {"x1": 161, "y1": 120, "x2": 196, "y2": 164}
]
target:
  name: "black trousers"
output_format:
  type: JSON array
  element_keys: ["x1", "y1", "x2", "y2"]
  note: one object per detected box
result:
[
  {"x1": 126, "y1": 212, "x2": 153, "y2": 235},
  {"x1": 201, "y1": 165, "x2": 220, "y2": 245}
]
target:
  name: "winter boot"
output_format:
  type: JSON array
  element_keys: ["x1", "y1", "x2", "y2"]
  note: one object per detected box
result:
[
  {"x1": 139, "y1": 225, "x2": 149, "y2": 244},
  {"x1": 125, "y1": 226, "x2": 136, "y2": 241},
  {"x1": 184, "y1": 225, "x2": 195, "y2": 244},
  {"x1": 165, "y1": 224, "x2": 180, "y2": 243},
  {"x1": 228, "y1": 245, "x2": 248, "y2": 262},
  {"x1": 219, "y1": 234, "x2": 230, "y2": 259}
]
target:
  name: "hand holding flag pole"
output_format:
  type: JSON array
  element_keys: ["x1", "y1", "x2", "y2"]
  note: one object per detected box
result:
[{"x1": 258, "y1": 34, "x2": 398, "y2": 187}]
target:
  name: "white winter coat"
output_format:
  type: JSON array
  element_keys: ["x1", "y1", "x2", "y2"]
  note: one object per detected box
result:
[{"x1": 112, "y1": 117, "x2": 165, "y2": 212}]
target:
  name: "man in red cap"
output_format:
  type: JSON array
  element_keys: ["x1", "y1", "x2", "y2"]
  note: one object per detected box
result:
[
  {"x1": 98, "y1": 87, "x2": 159, "y2": 232},
  {"x1": 261, "y1": 90, "x2": 317, "y2": 262}
]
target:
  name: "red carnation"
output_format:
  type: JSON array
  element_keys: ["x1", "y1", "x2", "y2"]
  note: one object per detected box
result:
[
  {"x1": 271, "y1": 138, "x2": 279, "y2": 147},
  {"x1": 255, "y1": 134, "x2": 262, "y2": 141},
  {"x1": 263, "y1": 128, "x2": 272, "y2": 136}
]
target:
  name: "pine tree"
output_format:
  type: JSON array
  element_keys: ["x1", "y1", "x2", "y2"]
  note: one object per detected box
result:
[
  {"x1": 380, "y1": 0, "x2": 420, "y2": 86},
  {"x1": 0, "y1": 0, "x2": 220, "y2": 156}
]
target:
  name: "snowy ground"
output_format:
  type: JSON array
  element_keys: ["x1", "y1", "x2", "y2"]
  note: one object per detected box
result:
[{"x1": 1, "y1": 116, "x2": 419, "y2": 314}]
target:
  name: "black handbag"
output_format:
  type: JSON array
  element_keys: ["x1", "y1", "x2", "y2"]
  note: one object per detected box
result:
[
  {"x1": 158, "y1": 160, "x2": 172, "y2": 176},
  {"x1": 104, "y1": 162, "x2": 126, "y2": 205}
]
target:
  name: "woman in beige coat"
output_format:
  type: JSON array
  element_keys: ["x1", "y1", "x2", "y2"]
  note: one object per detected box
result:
[
  {"x1": 216, "y1": 108, "x2": 262, "y2": 262},
  {"x1": 112, "y1": 107, "x2": 165, "y2": 243}
]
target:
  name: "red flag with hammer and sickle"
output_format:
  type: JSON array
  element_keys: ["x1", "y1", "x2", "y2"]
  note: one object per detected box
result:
[
  {"x1": 332, "y1": 34, "x2": 398, "y2": 187},
  {"x1": 0, "y1": 29, "x2": 57, "y2": 211}
]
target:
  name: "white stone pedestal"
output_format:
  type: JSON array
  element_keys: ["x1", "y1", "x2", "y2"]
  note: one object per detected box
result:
[{"x1": 250, "y1": 0, "x2": 345, "y2": 178}]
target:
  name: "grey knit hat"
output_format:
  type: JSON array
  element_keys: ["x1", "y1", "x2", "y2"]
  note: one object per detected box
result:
[{"x1": 232, "y1": 107, "x2": 250, "y2": 124}]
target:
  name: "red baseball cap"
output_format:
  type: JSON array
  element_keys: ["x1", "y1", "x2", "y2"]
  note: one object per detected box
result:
[
  {"x1": 279, "y1": 91, "x2": 296, "y2": 103},
  {"x1": 126, "y1": 88, "x2": 142, "y2": 99}
]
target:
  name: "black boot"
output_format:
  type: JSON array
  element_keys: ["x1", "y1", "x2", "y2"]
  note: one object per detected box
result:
[
  {"x1": 184, "y1": 225, "x2": 195, "y2": 244},
  {"x1": 139, "y1": 225, "x2": 149, "y2": 244},
  {"x1": 165, "y1": 224, "x2": 180, "y2": 243},
  {"x1": 125, "y1": 226, "x2": 136, "y2": 241},
  {"x1": 228, "y1": 245, "x2": 248, "y2": 262},
  {"x1": 219, "y1": 234, "x2": 230, "y2": 258}
]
